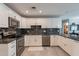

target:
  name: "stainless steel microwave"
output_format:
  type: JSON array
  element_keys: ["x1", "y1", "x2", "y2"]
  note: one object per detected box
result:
[{"x1": 8, "y1": 17, "x2": 19, "y2": 28}]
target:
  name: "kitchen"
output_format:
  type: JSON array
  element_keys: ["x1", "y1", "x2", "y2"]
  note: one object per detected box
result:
[{"x1": 0, "y1": 3, "x2": 79, "y2": 56}]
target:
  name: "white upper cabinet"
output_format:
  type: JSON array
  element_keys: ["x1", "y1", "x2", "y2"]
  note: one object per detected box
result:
[
  {"x1": 41, "y1": 19, "x2": 48, "y2": 28},
  {"x1": 0, "y1": 4, "x2": 8, "y2": 27},
  {"x1": 0, "y1": 4, "x2": 21, "y2": 28},
  {"x1": 20, "y1": 18, "x2": 37, "y2": 28},
  {"x1": 20, "y1": 18, "x2": 62, "y2": 28},
  {"x1": 47, "y1": 18, "x2": 62, "y2": 28},
  {"x1": 20, "y1": 18, "x2": 48, "y2": 28},
  {"x1": 20, "y1": 18, "x2": 27, "y2": 28}
]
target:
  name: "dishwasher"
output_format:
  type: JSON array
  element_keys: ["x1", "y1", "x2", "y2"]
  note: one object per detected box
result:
[{"x1": 42, "y1": 35, "x2": 50, "y2": 47}]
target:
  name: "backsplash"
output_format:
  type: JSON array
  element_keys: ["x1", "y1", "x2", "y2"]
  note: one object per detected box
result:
[
  {"x1": 0, "y1": 27, "x2": 60, "y2": 37},
  {"x1": 18, "y1": 28, "x2": 60, "y2": 35}
]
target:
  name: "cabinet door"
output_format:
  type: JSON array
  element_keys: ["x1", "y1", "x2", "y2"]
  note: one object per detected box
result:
[
  {"x1": 25, "y1": 20, "x2": 31, "y2": 28},
  {"x1": 0, "y1": 5, "x2": 8, "y2": 27},
  {"x1": 50, "y1": 36, "x2": 55, "y2": 46},
  {"x1": 57, "y1": 36, "x2": 73, "y2": 55},
  {"x1": 8, "y1": 40, "x2": 16, "y2": 56},
  {"x1": 63, "y1": 38, "x2": 76, "y2": 56},
  {"x1": 39, "y1": 19, "x2": 48, "y2": 28},
  {"x1": 64, "y1": 38, "x2": 79, "y2": 56},
  {"x1": 54, "y1": 35, "x2": 61, "y2": 46},
  {"x1": 29, "y1": 35, "x2": 36, "y2": 46},
  {"x1": 58, "y1": 36, "x2": 66, "y2": 47},
  {"x1": 24, "y1": 35, "x2": 30, "y2": 46},
  {"x1": 25, "y1": 35, "x2": 36, "y2": 46},
  {"x1": 21, "y1": 19, "x2": 26, "y2": 28},
  {"x1": 50, "y1": 35, "x2": 58, "y2": 46},
  {"x1": 35, "y1": 35, "x2": 42, "y2": 46},
  {"x1": 25, "y1": 35, "x2": 42, "y2": 46}
]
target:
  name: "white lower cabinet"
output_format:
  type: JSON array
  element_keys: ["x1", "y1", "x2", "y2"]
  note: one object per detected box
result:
[
  {"x1": 24, "y1": 35, "x2": 79, "y2": 56},
  {"x1": 56, "y1": 36, "x2": 73, "y2": 55},
  {"x1": 24, "y1": 35, "x2": 30, "y2": 46},
  {"x1": 24, "y1": 35, "x2": 42, "y2": 46},
  {"x1": 50, "y1": 35, "x2": 55, "y2": 46},
  {"x1": 8, "y1": 40, "x2": 16, "y2": 56},
  {"x1": 50, "y1": 35, "x2": 79, "y2": 56},
  {"x1": 50, "y1": 35, "x2": 58, "y2": 46},
  {"x1": 56, "y1": 36, "x2": 79, "y2": 56},
  {"x1": 29, "y1": 36, "x2": 36, "y2": 46},
  {"x1": 34, "y1": 35, "x2": 42, "y2": 46},
  {"x1": 0, "y1": 40, "x2": 16, "y2": 56}
]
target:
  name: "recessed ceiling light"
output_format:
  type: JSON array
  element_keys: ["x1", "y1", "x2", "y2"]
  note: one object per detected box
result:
[
  {"x1": 39, "y1": 10, "x2": 42, "y2": 13},
  {"x1": 26, "y1": 10, "x2": 29, "y2": 14}
]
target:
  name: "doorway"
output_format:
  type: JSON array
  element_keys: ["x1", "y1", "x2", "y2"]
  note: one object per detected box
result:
[{"x1": 62, "y1": 19, "x2": 69, "y2": 35}]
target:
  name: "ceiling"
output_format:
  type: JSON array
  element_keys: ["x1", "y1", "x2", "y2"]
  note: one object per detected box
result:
[{"x1": 5, "y1": 3, "x2": 79, "y2": 18}]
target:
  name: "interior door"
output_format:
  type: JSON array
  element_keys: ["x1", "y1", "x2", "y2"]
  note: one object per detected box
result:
[{"x1": 42, "y1": 35, "x2": 50, "y2": 47}]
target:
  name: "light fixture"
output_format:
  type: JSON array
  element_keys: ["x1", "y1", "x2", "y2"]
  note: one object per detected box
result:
[
  {"x1": 31, "y1": 6, "x2": 36, "y2": 9},
  {"x1": 39, "y1": 10, "x2": 42, "y2": 13},
  {"x1": 26, "y1": 10, "x2": 29, "y2": 14}
]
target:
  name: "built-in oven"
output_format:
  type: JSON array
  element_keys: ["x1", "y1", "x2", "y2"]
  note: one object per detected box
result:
[{"x1": 16, "y1": 36, "x2": 24, "y2": 56}]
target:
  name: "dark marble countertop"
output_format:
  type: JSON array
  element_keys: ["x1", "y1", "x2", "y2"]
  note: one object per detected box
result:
[
  {"x1": 0, "y1": 37, "x2": 16, "y2": 44},
  {"x1": 59, "y1": 34, "x2": 79, "y2": 41},
  {"x1": 0, "y1": 34, "x2": 24, "y2": 44}
]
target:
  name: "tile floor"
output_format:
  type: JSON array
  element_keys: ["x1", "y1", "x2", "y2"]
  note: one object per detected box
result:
[{"x1": 21, "y1": 46, "x2": 70, "y2": 56}]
